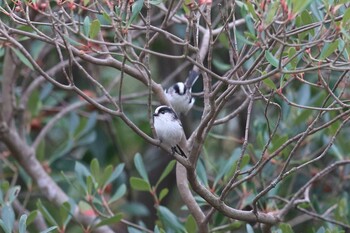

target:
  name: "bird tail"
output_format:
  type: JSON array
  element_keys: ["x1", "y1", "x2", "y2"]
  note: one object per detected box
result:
[{"x1": 185, "y1": 70, "x2": 200, "y2": 90}]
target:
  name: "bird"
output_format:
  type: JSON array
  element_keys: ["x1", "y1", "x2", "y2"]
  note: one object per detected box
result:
[
  {"x1": 153, "y1": 105, "x2": 187, "y2": 158},
  {"x1": 164, "y1": 70, "x2": 200, "y2": 115}
]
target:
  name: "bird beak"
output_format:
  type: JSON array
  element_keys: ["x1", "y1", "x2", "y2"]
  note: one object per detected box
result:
[{"x1": 153, "y1": 113, "x2": 158, "y2": 117}]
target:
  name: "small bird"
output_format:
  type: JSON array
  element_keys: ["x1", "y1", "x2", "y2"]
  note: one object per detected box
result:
[
  {"x1": 165, "y1": 70, "x2": 200, "y2": 115},
  {"x1": 153, "y1": 105, "x2": 187, "y2": 158}
]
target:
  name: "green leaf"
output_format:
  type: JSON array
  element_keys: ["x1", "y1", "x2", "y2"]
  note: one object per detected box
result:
[
  {"x1": 212, "y1": 221, "x2": 242, "y2": 231},
  {"x1": 128, "y1": 226, "x2": 145, "y2": 233},
  {"x1": 0, "y1": 47, "x2": 4, "y2": 58},
  {"x1": 343, "y1": 7, "x2": 350, "y2": 25},
  {"x1": 298, "y1": 202, "x2": 311, "y2": 209},
  {"x1": 130, "y1": 177, "x2": 151, "y2": 191},
  {"x1": 90, "y1": 158, "x2": 100, "y2": 180},
  {"x1": 15, "y1": 25, "x2": 38, "y2": 43},
  {"x1": 338, "y1": 39, "x2": 349, "y2": 61},
  {"x1": 292, "y1": 0, "x2": 314, "y2": 14},
  {"x1": 196, "y1": 159, "x2": 208, "y2": 187},
  {"x1": 278, "y1": 223, "x2": 294, "y2": 233},
  {"x1": 264, "y1": 0, "x2": 279, "y2": 25},
  {"x1": 83, "y1": 16, "x2": 90, "y2": 36},
  {"x1": 41, "y1": 84, "x2": 60, "y2": 100},
  {"x1": 279, "y1": 74, "x2": 289, "y2": 88},
  {"x1": 36, "y1": 200, "x2": 58, "y2": 226},
  {"x1": 183, "y1": 0, "x2": 192, "y2": 7},
  {"x1": 75, "y1": 162, "x2": 90, "y2": 192},
  {"x1": 182, "y1": 2, "x2": 190, "y2": 16},
  {"x1": 154, "y1": 225, "x2": 165, "y2": 233},
  {"x1": 19, "y1": 214, "x2": 27, "y2": 233},
  {"x1": 297, "y1": 11, "x2": 314, "y2": 39},
  {"x1": 236, "y1": 31, "x2": 255, "y2": 45},
  {"x1": 158, "y1": 188, "x2": 169, "y2": 202},
  {"x1": 295, "y1": 109, "x2": 312, "y2": 125},
  {"x1": 63, "y1": 35, "x2": 85, "y2": 47},
  {"x1": 31, "y1": 41, "x2": 46, "y2": 61},
  {"x1": 109, "y1": 184, "x2": 127, "y2": 204},
  {"x1": 218, "y1": 33, "x2": 229, "y2": 49},
  {"x1": 40, "y1": 226, "x2": 58, "y2": 233},
  {"x1": 263, "y1": 78, "x2": 277, "y2": 90},
  {"x1": 240, "y1": 154, "x2": 250, "y2": 169},
  {"x1": 89, "y1": 19, "x2": 101, "y2": 39},
  {"x1": 122, "y1": 202, "x2": 149, "y2": 217},
  {"x1": 2, "y1": 204, "x2": 15, "y2": 233},
  {"x1": 134, "y1": 153, "x2": 149, "y2": 183},
  {"x1": 78, "y1": 111, "x2": 97, "y2": 136},
  {"x1": 0, "y1": 219, "x2": 11, "y2": 233},
  {"x1": 319, "y1": 40, "x2": 339, "y2": 60},
  {"x1": 1, "y1": 181, "x2": 9, "y2": 194},
  {"x1": 115, "y1": 5, "x2": 121, "y2": 17},
  {"x1": 270, "y1": 135, "x2": 289, "y2": 153},
  {"x1": 297, "y1": 83, "x2": 311, "y2": 105},
  {"x1": 214, "y1": 149, "x2": 240, "y2": 187},
  {"x1": 212, "y1": 57, "x2": 231, "y2": 72},
  {"x1": 10, "y1": 47, "x2": 34, "y2": 70},
  {"x1": 102, "y1": 12, "x2": 112, "y2": 23},
  {"x1": 76, "y1": 132, "x2": 96, "y2": 146},
  {"x1": 100, "y1": 165, "x2": 113, "y2": 189},
  {"x1": 59, "y1": 202, "x2": 72, "y2": 228},
  {"x1": 288, "y1": 47, "x2": 297, "y2": 68},
  {"x1": 48, "y1": 134, "x2": 75, "y2": 164},
  {"x1": 95, "y1": 213, "x2": 123, "y2": 228},
  {"x1": 245, "y1": 13, "x2": 256, "y2": 35},
  {"x1": 341, "y1": 26, "x2": 350, "y2": 41},
  {"x1": 128, "y1": 0, "x2": 144, "y2": 26},
  {"x1": 265, "y1": 51, "x2": 279, "y2": 68},
  {"x1": 246, "y1": 224, "x2": 255, "y2": 233},
  {"x1": 149, "y1": 0, "x2": 162, "y2": 5},
  {"x1": 105, "y1": 163, "x2": 125, "y2": 185},
  {"x1": 37, "y1": 140, "x2": 45, "y2": 161},
  {"x1": 246, "y1": 1, "x2": 258, "y2": 20},
  {"x1": 185, "y1": 215, "x2": 197, "y2": 233},
  {"x1": 155, "y1": 160, "x2": 176, "y2": 188},
  {"x1": 86, "y1": 175, "x2": 95, "y2": 194},
  {"x1": 28, "y1": 90, "x2": 42, "y2": 117},
  {"x1": 158, "y1": 206, "x2": 184, "y2": 232},
  {"x1": 331, "y1": 142, "x2": 345, "y2": 160},
  {"x1": 69, "y1": 112, "x2": 80, "y2": 136},
  {"x1": 0, "y1": 186, "x2": 3, "y2": 204},
  {"x1": 26, "y1": 210, "x2": 38, "y2": 226},
  {"x1": 8, "y1": 186, "x2": 20, "y2": 204},
  {"x1": 75, "y1": 161, "x2": 91, "y2": 177},
  {"x1": 301, "y1": 10, "x2": 312, "y2": 25},
  {"x1": 309, "y1": 1, "x2": 323, "y2": 21},
  {"x1": 316, "y1": 227, "x2": 325, "y2": 233},
  {"x1": 335, "y1": 197, "x2": 348, "y2": 221}
]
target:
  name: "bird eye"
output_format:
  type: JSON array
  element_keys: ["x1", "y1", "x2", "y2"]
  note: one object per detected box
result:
[
  {"x1": 174, "y1": 83, "x2": 186, "y2": 95},
  {"x1": 156, "y1": 107, "x2": 171, "y2": 115},
  {"x1": 174, "y1": 85, "x2": 180, "y2": 94}
]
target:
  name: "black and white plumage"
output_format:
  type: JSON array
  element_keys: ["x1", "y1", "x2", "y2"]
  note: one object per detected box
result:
[
  {"x1": 153, "y1": 106, "x2": 187, "y2": 158},
  {"x1": 165, "y1": 70, "x2": 200, "y2": 115}
]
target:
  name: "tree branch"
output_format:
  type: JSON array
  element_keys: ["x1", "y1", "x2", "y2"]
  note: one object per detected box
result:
[{"x1": 176, "y1": 163, "x2": 208, "y2": 233}]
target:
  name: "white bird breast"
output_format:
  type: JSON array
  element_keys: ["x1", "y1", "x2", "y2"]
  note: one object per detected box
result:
[
  {"x1": 165, "y1": 90, "x2": 194, "y2": 115},
  {"x1": 154, "y1": 112, "x2": 183, "y2": 148}
]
